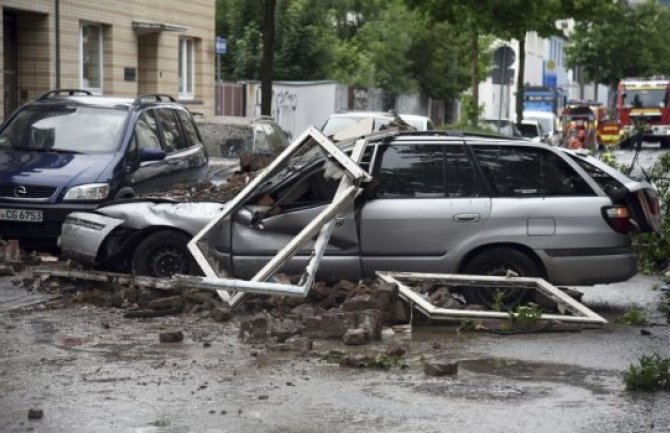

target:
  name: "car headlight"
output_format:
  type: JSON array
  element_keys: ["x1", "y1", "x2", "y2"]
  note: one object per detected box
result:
[{"x1": 63, "y1": 183, "x2": 110, "y2": 201}]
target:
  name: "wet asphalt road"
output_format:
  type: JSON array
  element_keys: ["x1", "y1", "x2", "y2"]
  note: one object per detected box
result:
[
  {"x1": 1, "y1": 272, "x2": 670, "y2": 433},
  {"x1": 2, "y1": 145, "x2": 670, "y2": 433}
]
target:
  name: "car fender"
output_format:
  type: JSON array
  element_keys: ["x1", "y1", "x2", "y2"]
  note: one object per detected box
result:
[{"x1": 60, "y1": 212, "x2": 126, "y2": 265}]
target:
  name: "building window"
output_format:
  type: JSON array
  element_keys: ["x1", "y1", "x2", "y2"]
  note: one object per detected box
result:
[
  {"x1": 81, "y1": 24, "x2": 103, "y2": 94},
  {"x1": 179, "y1": 38, "x2": 195, "y2": 99}
]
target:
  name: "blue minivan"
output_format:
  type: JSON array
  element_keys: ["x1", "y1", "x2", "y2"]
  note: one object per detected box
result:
[{"x1": 0, "y1": 89, "x2": 208, "y2": 247}]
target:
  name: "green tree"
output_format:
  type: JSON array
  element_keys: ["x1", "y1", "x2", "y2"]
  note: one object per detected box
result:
[
  {"x1": 565, "y1": 0, "x2": 670, "y2": 92},
  {"x1": 216, "y1": 0, "x2": 486, "y2": 110},
  {"x1": 274, "y1": 0, "x2": 337, "y2": 80},
  {"x1": 216, "y1": 0, "x2": 264, "y2": 79},
  {"x1": 405, "y1": 0, "x2": 495, "y2": 125}
]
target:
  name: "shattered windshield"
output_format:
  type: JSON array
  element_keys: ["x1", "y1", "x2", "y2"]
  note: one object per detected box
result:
[
  {"x1": 251, "y1": 135, "x2": 360, "y2": 198},
  {"x1": 253, "y1": 138, "x2": 329, "y2": 196},
  {"x1": 0, "y1": 105, "x2": 127, "y2": 153}
]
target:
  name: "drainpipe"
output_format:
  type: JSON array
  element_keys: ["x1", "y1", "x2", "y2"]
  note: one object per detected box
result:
[{"x1": 55, "y1": 0, "x2": 61, "y2": 88}]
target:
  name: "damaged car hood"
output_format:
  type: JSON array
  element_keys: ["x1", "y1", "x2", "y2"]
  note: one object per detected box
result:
[{"x1": 97, "y1": 201, "x2": 226, "y2": 234}]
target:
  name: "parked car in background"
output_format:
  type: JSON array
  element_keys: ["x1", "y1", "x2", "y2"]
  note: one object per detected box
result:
[
  {"x1": 61, "y1": 131, "x2": 660, "y2": 308},
  {"x1": 399, "y1": 114, "x2": 435, "y2": 131},
  {"x1": 196, "y1": 116, "x2": 289, "y2": 182},
  {"x1": 523, "y1": 110, "x2": 561, "y2": 145},
  {"x1": 479, "y1": 118, "x2": 525, "y2": 138},
  {"x1": 517, "y1": 119, "x2": 547, "y2": 143},
  {"x1": 321, "y1": 111, "x2": 434, "y2": 139},
  {"x1": 0, "y1": 89, "x2": 208, "y2": 247}
]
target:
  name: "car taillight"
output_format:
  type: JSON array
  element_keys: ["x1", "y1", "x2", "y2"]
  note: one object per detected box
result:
[{"x1": 602, "y1": 205, "x2": 630, "y2": 233}]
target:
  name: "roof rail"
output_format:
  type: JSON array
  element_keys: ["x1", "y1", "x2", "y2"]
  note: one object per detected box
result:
[
  {"x1": 38, "y1": 89, "x2": 93, "y2": 100},
  {"x1": 133, "y1": 94, "x2": 176, "y2": 105}
]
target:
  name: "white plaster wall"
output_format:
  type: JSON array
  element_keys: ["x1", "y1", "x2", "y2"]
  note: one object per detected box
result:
[
  {"x1": 396, "y1": 93, "x2": 429, "y2": 115},
  {"x1": 245, "y1": 81, "x2": 341, "y2": 139}
]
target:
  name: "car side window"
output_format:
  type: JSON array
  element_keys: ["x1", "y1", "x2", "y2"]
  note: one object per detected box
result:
[
  {"x1": 372, "y1": 143, "x2": 480, "y2": 199},
  {"x1": 176, "y1": 110, "x2": 201, "y2": 147},
  {"x1": 156, "y1": 108, "x2": 186, "y2": 152},
  {"x1": 472, "y1": 145, "x2": 595, "y2": 197},
  {"x1": 567, "y1": 154, "x2": 624, "y2": 195},
  {"x1": 134, "y1": 110, "x2": 161, "y2": 151},
  {"x1": 444, "y1": 145, "x2": 482, "y2": 197}
]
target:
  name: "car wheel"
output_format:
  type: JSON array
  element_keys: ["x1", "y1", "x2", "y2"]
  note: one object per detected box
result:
[
  {"x1": 462, "y1": 247, "x2": 541, "y2": 310},
  {"x1": 131, "y1": 230, "x2": 198, "y2": 278}
]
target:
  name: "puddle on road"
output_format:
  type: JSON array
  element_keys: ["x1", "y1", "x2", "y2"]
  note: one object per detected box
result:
[{"x1": 459, "y1": 358, "x2": 612, "y2": 394}]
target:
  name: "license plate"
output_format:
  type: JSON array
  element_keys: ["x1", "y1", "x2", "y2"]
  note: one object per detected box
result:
[{"x1": 0, "y1": 208, "x2": 43, "y2": 223}]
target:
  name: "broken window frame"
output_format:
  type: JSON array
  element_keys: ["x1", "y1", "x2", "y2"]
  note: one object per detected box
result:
[
  {"x1": 376, "y1": 271, "x2": 608, "y2": 325},
  {"x1": 186, "y1": 127, "x2": 372, "y2": 307}
]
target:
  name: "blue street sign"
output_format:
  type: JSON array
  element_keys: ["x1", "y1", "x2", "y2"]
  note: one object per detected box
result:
[{"x1": 216, "y1": 37, "x2": 227, "y2": 54}]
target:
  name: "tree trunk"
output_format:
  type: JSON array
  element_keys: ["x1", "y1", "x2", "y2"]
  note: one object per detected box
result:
[
  {"x1": 261, "y1": 0, "x2": 276, "y2": 116},
  {"x1": 470, "y1": 29, "x2": 479, "y2": 127},
  {"x1": 515, "y1": 36, "x2": 525, "y2": 124}
]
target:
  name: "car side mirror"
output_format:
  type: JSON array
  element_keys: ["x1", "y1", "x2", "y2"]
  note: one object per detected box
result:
[
  {"x1": 236, "y1": 206, "x2": 265, "y2": 228},
  {"x1": 139, "y1": 147, "x2": 166, "y2": 162}
]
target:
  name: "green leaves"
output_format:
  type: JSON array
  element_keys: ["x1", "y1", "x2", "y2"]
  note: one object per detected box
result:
[
  {"x1": 624, "y1": 354, "x2": 670, "y2": 392},
  {"x1": 565, "y1": 0, "x2": 670, "y2": 86}
]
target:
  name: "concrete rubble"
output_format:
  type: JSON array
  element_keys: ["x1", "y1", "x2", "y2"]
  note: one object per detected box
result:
[{"x1": 4, "y1": 257, "x2": 606, "y2": 362}]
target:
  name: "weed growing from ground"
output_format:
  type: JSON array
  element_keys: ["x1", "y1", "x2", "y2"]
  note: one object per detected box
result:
[
  {"x1": 659, "y1": 288, "x2": 670, "y2": 324},
  {"x1": 508, "y1": 303, "x2": 542, "y2": 329},
  {"x1": 624, "y1": 354, "x2": 670, "y2": 392},
  {"x1": 615, "y1": 307, "x2": 649, "y2": 326},
  {"x1": 633, "y1": 153, "x2": 670, "y2": 274}
]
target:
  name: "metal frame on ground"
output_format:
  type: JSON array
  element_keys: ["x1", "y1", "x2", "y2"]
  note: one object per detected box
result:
[
  {"x1": 185, "y1": 127, "x2": 371, "y2": 308},
  {"x1": 376, "y1": 271, "x2": 608, "y2": 325}
]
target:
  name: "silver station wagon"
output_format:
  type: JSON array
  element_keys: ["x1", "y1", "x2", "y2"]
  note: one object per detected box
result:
[{"x1": 61, "y1": 131, "x2": 660, "y2": 304}]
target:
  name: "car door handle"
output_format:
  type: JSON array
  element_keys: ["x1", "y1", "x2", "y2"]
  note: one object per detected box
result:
[{"x1": 453, "y1": 213, "x2": 480, "y2": 222}]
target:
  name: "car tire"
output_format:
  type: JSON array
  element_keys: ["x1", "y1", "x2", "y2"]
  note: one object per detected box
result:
[
  {"x1": 131, "y1": 230, "x2": 199, "y2": 278},
  {"x1": 462, "y1": 247, "x2": 542, "y2": 309}
]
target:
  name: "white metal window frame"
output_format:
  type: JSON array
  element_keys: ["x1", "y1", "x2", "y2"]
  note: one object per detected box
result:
[
  {"x1": 80, "y1": 23, "x2": 103, "y2": 95},
  {"x1": 184, "y1": 127, "x2": 374, "y2": 308},
  {"x1": 376, "y1": 271, "x2": 608, "y2": 325},
  {"x1": 178, "y1": 38, "x2": 195, "y2": 99}
]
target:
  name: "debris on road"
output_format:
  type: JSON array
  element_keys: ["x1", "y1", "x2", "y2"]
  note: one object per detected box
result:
[
  {"x1": 27, "y1": 408, "x2": 44, "y2": 420},
  {"x1": 139, "y1": 171, "x2": 256, "y2": 203},
  {"x1": 159, "y1": 331, "x2": 184, "y2": 343},
  {"x1": 424, "y1": 360, "x2": 459, "y2": 377}
]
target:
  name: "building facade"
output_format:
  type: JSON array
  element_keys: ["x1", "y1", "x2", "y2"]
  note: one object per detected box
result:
[
  {"x1": 0, "y1": 0, "x2": 215, "y2": 121},
  {"x1": 478, "y1": 26, "x2": 608, "y2": 120}
]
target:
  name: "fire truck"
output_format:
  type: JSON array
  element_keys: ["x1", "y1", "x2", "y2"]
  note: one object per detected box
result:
[{"x1": 617, "y1": 77, "x2": 670, "y2": 148}]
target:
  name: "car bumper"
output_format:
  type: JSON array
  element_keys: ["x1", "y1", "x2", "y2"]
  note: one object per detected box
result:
[
  {"x1": 60, "y1": 212, "x2": 125, "y2": 265},
  {"x1": 0, "y1": 202, "x2": 100, "y2": 245},
  {"x1": 540, "y1": 248, "x2": 637, "y2": 286}
]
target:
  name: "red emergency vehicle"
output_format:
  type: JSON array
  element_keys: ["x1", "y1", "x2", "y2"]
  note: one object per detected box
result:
[{"x1": 617, "y1": 77, "x2": 670, "y2": 148}]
